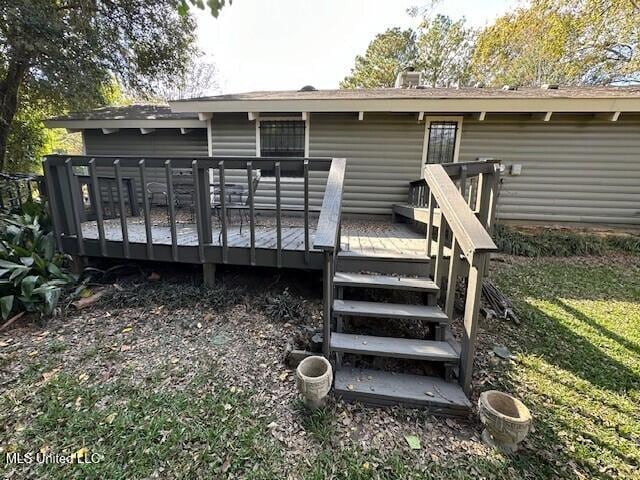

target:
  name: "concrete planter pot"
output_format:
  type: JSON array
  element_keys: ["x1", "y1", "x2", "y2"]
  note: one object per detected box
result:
[
  {"x1": 478, "y1": 390, "x2": 532, "y2": 453},
  {"x1": 295, "y1": 356, "x2": 333, "y2": 409}
]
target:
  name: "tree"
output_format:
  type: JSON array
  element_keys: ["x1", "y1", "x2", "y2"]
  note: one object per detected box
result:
[
  {"x1": 145, "y1": 56, "x2": 220, "y2": 101},
  {"x1": 415, "y1": 14, "x2": 475, "y2": 87},
  {"x1": 472, "y1": 0, "x2": 640, "y2": 86},
  {"x1": 340, "y1": 16, "x2": 475, "y2": 89},
  {"x1": 0, "y1": 0, "x2": 197, "y2": 171},
  {"x1": 341, "y1": 28, "x2": 418, "y2": 88}
]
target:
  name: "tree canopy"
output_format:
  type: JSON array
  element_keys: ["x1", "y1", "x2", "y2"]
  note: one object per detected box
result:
[
  {"x1": 0, "y1": 0, "x2": 198, "y2": 171},
  {"x1": 471, "y1": 0, "x2": 640, "y2": 86},
  {"x1": 341, "y1": 28, "x2": 417, "y2": 88},
  {"x1": 341, "y1": 15, "x2": 474, "y2": 88},
  {"x1": 342, "y1": 1, "x2": 640, "y2": 89}
]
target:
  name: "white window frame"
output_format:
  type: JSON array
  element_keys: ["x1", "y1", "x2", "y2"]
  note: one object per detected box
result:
[
  {"x1": 421, "y1": 116, "x2": 463, "y2": 170},
  {"x1": 255, "y1": 114, "x2": 309, "y2": 180},
  {"x1": 255, "y1": 115, "x2": 309, "y2": 158}
]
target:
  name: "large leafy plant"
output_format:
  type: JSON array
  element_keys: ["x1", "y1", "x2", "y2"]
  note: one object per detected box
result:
[{"x1": 0, "y1": 209, "x2": 76, "y2": 320}]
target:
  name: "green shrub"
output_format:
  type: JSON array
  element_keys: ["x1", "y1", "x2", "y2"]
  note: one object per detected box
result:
[
  {"x1": 494, "y1": 224, "x2": 640, "y2": 257},
  {"x1": 0, "y1": 209, "x2": 76, "y2": 320}
]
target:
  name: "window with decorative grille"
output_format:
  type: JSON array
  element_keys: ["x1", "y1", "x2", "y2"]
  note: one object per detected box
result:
[
  {"x1": 259, "y1": 120, "x2": 305, "y2": 177},
  {"x1": 426, "y1": 121, "x2": 458, "y2": 164},
  {"x1": 260, "y1": 120, "x2": 305, "y2": 157}
]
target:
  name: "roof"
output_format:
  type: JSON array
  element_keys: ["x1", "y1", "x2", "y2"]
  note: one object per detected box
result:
[
  {"x1": 169, "y1": 85, "x2": 640, "y2": 114},
  {"x1": 45, "y1": 104, "x2": 206, "y2": 129},
  {"x1": 172, "y1": 86, "x2": 640, "y2": 102},
  {"x1": 46, "y1": 86, "x2": 640, "y2": 129}
]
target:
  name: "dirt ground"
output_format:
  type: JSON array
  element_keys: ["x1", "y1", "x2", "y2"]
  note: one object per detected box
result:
[{"x1": 0, "y1": 261, "x2": 521, "y2": 477}]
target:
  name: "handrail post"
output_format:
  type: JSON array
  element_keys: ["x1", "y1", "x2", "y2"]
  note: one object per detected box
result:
[
  {"x1": 459, "y1": 253, "x2": 487, "y2": 394},
  {"x1": 314, "y1": 158, "x2": 347, "y2": 360}
]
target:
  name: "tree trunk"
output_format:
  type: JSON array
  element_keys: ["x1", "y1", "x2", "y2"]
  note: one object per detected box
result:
[{"x1": 0, "y1": 57, "x2": 28, "y2": 172}]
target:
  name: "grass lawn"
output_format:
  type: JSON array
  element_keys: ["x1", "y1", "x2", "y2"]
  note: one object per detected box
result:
[{"x1": 1, "y1": 255, "x2": 639, "y2": 479}]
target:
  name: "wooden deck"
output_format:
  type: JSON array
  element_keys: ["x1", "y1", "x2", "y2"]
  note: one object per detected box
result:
[{"x1": 78, "y1": 213, "x2": 429, "y2": 262}]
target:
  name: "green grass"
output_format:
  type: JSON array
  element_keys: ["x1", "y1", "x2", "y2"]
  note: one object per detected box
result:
[
  {"x1": 1, "y1": 370, "x2": 284, "y2": 479},
  {"x1": 490, "y1": 257, "x2": 640, "y2": 479},
  {"x1": 1, "y1": 255, "x2": 639, "y2": 479}
]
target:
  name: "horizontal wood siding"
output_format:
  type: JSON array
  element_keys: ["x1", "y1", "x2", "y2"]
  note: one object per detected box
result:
[
  {"x1": 84, "y1": 128, "x2": 208, "y2": 203},
  {"x1": 211, "y1": 113, "x2": 327, "y2": 210},
  {"x1": 309, "y1": 113, "x2": 424, "y2": 214},
  {"x1": 459, "y1": 117, "x2": 640, "y2": 225}
]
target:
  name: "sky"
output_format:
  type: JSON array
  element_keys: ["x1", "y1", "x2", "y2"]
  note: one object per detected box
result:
[{"x1": 194, "y1": 0, "x2": 521, "y2": 94}]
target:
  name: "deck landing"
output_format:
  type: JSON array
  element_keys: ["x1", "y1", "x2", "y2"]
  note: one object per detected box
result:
[{"x1": 79, "y1": 214, "x2": 429, "y2": 261}]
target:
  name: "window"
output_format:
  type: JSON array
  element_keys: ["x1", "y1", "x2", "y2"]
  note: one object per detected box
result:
[
  {"x1": 260, "y1": 120, "x2": 305, "y2": 157},
  {"x1": 425, "y1": 120, "x2": 460, "y2": 164},
  {"x1": 258, "y1": 120, "x2": 306, "y2": 177}
]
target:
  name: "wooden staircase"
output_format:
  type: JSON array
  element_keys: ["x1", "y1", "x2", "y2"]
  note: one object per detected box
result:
[
  {"x1": 319, "y1": 160, "x2": 501, "y2": 416},
  {"x1": 330, "y1": 254, "x2": 471, "y2": 414}
]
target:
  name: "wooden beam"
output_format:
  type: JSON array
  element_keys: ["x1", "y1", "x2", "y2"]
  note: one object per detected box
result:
[
  {"x1": 101, "y1": 128, "x2": 119, "y2": 135},
  {"x1": 478, "y1": 112, "x2": 486, "y2": 121},
  {"x1": 248, "y1": 112, "x2": 258, "y2": 121},
  {"x1": 66, "y1": 128, "x2": 82, "y2": 133},
  {"x1": 198, "y1": 112, "x2": 212, "y2": 121},
  {"x1": 358, "y1": 111, "x2": 364, "y2": 121},
  {"x1": 302, "y1": 112, "x2": 308, "y2": 121},
  {"x1": 543, "y1": 111, "x2": 553, "y2": 122},
  {"x1": 180, "y1": 128, "x2": 192, "y2": 134},
  {"x1": 418, "y1": 112, "x2": 425, "y2": 122},
  {"x1": 610, "y1": 111, "x2": 621, "y2": 122},
  {"x1": 140, "y1": 128, "x2": 155, "y2": 135}
]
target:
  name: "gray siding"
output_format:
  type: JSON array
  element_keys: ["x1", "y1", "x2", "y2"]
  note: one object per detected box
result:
[
  {"x1": 309, "y1": 113, "x2": 424, "y2": 214},
  {"x1": 84, "y1": 128, "x2": 208, "y2": 204},
  {"x1": 459, "y1": 117, "x2": 640, "y2": 225},
  {"x1": 210, "y1": 113, "x2": 327, "y2": 210}
]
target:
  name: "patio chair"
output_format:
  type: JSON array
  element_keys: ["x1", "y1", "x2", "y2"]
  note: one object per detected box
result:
[
  {"x1": 211, "y1": 169, "x2": 261, "y2": 237},
  {"x1": 146, "y1": 181, "x2": 196, "y2": 223}
]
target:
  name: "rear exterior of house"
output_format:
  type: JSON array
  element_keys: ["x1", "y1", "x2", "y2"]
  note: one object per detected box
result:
[
  {"x1": 41, "y1": 85, "x2": 640, "y2": 413},
  {"x1": 48, "y1": 85, "x2": 640, "y2": 226}
]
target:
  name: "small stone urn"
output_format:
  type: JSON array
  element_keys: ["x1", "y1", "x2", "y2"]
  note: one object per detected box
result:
[
  {"x1": 295, "y1": 356, "x2": 333, "y2": 409},
  {"x1": 478, "y1": 390, "x2": 532, "y2": 453}
]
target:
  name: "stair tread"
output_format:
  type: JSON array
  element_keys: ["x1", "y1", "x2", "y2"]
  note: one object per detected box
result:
[
  {"x1": 333, "y1": 299, "x2": 448, "y2": 323},
  {"x1": 335, "y1": 367, "x2": 471, "y2": 412},
  {"x1": 330, "y1": 333, "x2": 458, "y2": 361},
  {"x1": 333, "y1": 272, "x2": 438, "y2": 292}
]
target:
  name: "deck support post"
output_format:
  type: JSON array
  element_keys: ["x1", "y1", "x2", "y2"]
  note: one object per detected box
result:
[
  {"x1": 203, "y1": 264, "x2": 216, "y2": 287},
  {"x1": 70, "y1": 255, "x2": 87, "y2": 275}
]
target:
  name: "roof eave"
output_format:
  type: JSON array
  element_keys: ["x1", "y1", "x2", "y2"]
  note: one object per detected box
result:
[
  {"x1": 168, "y1": 97, "x2": 640, "y2": 114},
  {"x1": 44, "y1": 118, "x2": 207, "y2": 129}
]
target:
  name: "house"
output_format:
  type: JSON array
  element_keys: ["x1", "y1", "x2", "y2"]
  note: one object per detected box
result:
[
  {"x1": 46, "y1": 84, "x2": 640, "y2": 225},
  {"x1": 41, "y1": 83, "x2": 640, "y2": 414}
]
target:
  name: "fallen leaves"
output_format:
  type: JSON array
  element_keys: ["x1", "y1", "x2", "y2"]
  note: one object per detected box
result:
[{"x1": 404, "y1": 435, "x2": 421, "y2": 450}]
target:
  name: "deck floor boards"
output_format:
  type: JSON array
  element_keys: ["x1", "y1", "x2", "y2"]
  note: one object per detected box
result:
[{"x1": 79, "y1": 214, "x2": 429, "y2": 258}]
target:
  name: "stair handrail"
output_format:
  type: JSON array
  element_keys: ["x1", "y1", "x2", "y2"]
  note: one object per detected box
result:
[
  {"x1": 314, "y1": 157, "x2": 347, "y2": 357},
  {"x1": 417, "y1": 161, "x2": 501, "y2": 395}
]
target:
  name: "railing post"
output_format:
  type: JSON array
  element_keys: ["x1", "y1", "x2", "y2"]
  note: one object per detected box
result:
[
  {"x1": 139, "y1": 159, "x2": 154, "y2": 259},
  {"x1": 459, "y1": 253, "x2": 487, "y2": 395},
  {"x1": 322, "y1": 250, "x2": 333, "y2": 357},
  {"x1": 247, "y1": 161, "x2": 256, "y2": 265},
  {"x1": 164, "y1": 159, "x2": 178, "y2": 262},
  {"x1": 89, "y1": 158, "x2": 107, "y2": 257},
  {"x1": 218, "y1": 160, "x2": 228, "y2": 263},
  {"x1": 114, "y1": 159, "x2": 130, "y2": 259},
  {"x1": 43, "y1": 159, "x2": 64, "y2": 251},
  {"x1": 64, "y1": 158, "x2": 84, "y2": 255}
]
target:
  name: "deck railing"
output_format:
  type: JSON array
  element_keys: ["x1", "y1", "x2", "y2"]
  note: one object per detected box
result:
[
  {"x1": 0, "y1": 172, "x2": 44, "y2": 211},
  {"x1": 408, "y1": 160, "x2": 500, "y2": 394},
  {"x1": 42, "y1": 155, "x2": 342, "y2": 269},
  {"x1": 313, "y1": 158, "x2": 347, "y2": 356}
]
